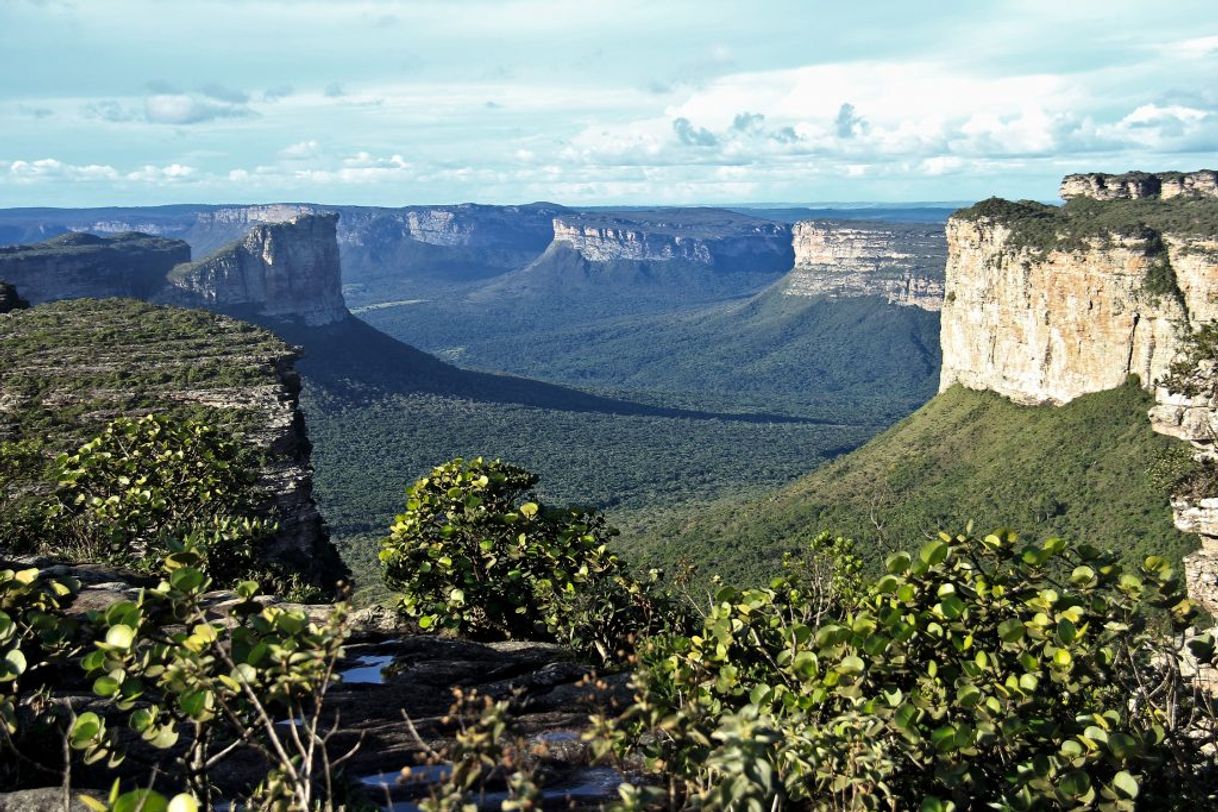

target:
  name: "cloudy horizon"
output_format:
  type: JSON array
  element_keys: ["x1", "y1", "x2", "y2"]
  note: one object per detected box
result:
[{"x1": 2, "y1": 0, "x2": 1216, "y2": 207}]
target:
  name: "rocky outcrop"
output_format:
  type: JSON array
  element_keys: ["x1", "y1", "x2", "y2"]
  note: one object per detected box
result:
[
  {"x1": 0, "y1": 282, "x2": 27, "y2": 313},
  {"x1": 0, "y1": 298, "x2": 344, "y2": 585},
  {"x1": 0, "y1": 232, "x2": 190, "y2": 305},
  {"x1": 1060, "y1": 170, "x2": 1218, "y2": 201},
  {"x1": 782, "y1": 221, "x2": 945, "y2": 310},
  {"x1": 163, "y1": 213, "x2": 348, "y2": 326},
  {"x1": 938, "y1": 210, "x2": 1218, "y2": 406},
  {"x1": 939, "y1": 173, "x2": 1218, "y2": 620},
  {"x1": 550, "y1": 211, "x2": 792, "y2": 272}
]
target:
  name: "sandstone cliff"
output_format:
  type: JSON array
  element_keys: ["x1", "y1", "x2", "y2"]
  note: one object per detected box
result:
[
  {"x1": 0, "y1": 232, "x2": 190, "y2": 305},
  {"x1": 782, "y1": 221, "x2": 945, "y2": 310},
  {"x1": 938, "y1": 173, "x2": 1218, "y2": 616},
  {"x1": 0, "y1": 298, "x2": 343, "y2": 584},
  {"x1": 938, "y1": 198, "x2": 1218, "y2": 405},
  {"x1": 162, "y1": 213, "x2": 348, "y2": 326},
  {"x1": 1060, "y1": 169, "x2": 1218, "y2": 201},
  {"x1": 550, "y1": 211, "x2": 792, "y2": 272}
]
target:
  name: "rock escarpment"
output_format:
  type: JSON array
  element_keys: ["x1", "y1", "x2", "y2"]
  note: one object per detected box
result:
[
  {"x1": 938, "y1": 172, "x2": 1218, "y2": 616},
  {"x1": 162, "y1": 213, "x2": 348, "y2": 326},
  {"x1": 938, "y1": 199, "x2": 1218, "y2": 405},
  {"x1": 782, "y1": 221, "x2": 945, "y2": 310},
  {"x1": 0, "y1": 298, "x2": 343, "y2": 583},
  {"x1": 550, "y1": 211, "x2": 792, "y2": 272},
  {"x1": 0, "y1": 232, "x2": 190, "y2": 305},
  {"x1": 1060, "y1": 169, "x2": 1218, "y2": 201}
]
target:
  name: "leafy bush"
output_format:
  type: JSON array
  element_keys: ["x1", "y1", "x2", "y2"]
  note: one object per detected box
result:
[
  {"x1": 77, "y1": 548, "x2": 352, "y2": 809},
  {"x1": 2, "y1": 414, "x2": 278, "y2": 587},
  {"x1": 0, "y1": 566, "x2": 80, "y2": 785},
  {"x1": 380, "y1": 457, "x2": 685, "y2": 661},
  {"x1": 604, "y1": 527, "x2": 1217, "y2": 810}
]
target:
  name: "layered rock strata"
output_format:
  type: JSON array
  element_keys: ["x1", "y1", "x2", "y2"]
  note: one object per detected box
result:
[
  {"x1": 163, "y1": 213, "x2": 348, "y2": 326},
  {"x1": 783, "y1": 221, "x2": 946, "y2": 310},
  {"x1": 0, "y1": 232, "x2": 190, "y2": 305},
  {"x1": 1060, "y1": 170, "x2": 1218, "y2": 201},
  {"x1": 0, "y1": 298, "x2": 344, "y2": 584},
  {"x1": 939, "y1": 172, "x2": 1218, "y2": 616},
  {"x1": 549, "y1": 211, "x2": 793, "y2": 273}
]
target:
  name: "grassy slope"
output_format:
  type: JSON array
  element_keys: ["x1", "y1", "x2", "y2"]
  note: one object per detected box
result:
[{"x1": 631, "y1": 382, "x2": 1196, "y2": 584}]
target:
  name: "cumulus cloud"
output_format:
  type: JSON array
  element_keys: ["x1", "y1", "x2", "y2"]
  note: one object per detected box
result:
[
  {"x1": 323, "y1": 82, "x2": 346, "y2": 98},
  {"x1": 17, "y1": 105, "x2": 53, "y2": 119},
  {"x1": 5, "y1": 158, "x2": 119, "y2": 181},
  {"x1": 673, "y1": 117, "x2": 717, "y2": 147},
  {"x1": 278, "y1": 140, "x2": 321, "y2": 160},
  {"x1": 144, "y1": 93, "x2": 254, "y2": 125}
]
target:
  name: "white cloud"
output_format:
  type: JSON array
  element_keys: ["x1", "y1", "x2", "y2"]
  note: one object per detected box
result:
[
  {"x1": 278, "y1": 140, "x2": 321, "y2": 160},
  {"x1": 144, "y1": 94, "x2": 253, "y2": 125}
]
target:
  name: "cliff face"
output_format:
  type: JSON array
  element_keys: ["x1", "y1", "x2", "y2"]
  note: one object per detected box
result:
[
  {"x1": 938, "y1": 208, "x2": 1218, "y2": 405},
  {"x1": 0, "y1": 298, "x2": 343, "y2": 583},
  {"x1": 550, "y1": 212, "x2": 793, "y2": 272},
  {"x1": 0, "y1": 232, "x2": 190, "y2": 306},
  {"x1": 163, "y1": 213, "x2": 348, "y2": 326},
  {"x1": 783, "y1": 221, "x2": 946, "y2": 310},
  {"x1": 1060, "y1": 170, "x2": 1218, "y2": 201},
  {"x1": 938, "y1": 173, "x2": 1218, "y2": 616}
]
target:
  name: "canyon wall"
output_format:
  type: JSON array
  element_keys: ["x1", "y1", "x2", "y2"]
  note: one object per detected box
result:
[
  {"x1": 1060, "y1": 169, "x2": 1218, "y2": 201},
  {"x1": 550, "y1": 212, "x2": 793, "y2": 273},
  {"x1": 782, "y1": 221, "x2": 945, "y2": 311},
  {"x1": 0, "y1": 232, "x2": 191, "y2": 305},
  {"x1": 938, "y1": 208, "x2": 1218, "y2": 405},
  {"x1": 938, "y1": 173, "x2": 1218, "y2": 616},
  {"x1": 162, "y1": 213, "x2": 349, "y2": 326}
]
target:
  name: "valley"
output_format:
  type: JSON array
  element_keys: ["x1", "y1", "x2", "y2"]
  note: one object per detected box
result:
[{"x1": 0, "y1": 202, "x2": 950, "y2": 590}]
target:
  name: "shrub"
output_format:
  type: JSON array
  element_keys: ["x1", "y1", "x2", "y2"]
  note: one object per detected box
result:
[
  {"x1": 0, "y1": 566, "x2": 80, "y2": 785},
  {"x1": 608, "y1": 527, "x2": 1217, "y2": 810},
  {"x1": 379, "y1": 457, "x2": 684, "y2": 661}
]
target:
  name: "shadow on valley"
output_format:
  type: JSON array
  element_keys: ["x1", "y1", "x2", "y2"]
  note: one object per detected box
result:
[{"x1": 267, "y1": 313, "x2": 857, "y2": 427}]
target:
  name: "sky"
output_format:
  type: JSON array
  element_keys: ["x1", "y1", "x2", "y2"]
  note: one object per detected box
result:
[{"x1": 1, "y1": 0, "x2": 1216, "y2": 207}]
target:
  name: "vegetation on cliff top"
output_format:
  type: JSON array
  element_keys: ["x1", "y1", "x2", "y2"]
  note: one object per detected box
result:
[
  {"x1": 0, "y1": 298, "x2": 291, "y2": 447},
  {"x1": 955, "y1": 195, "x2": 1218, "y2": 252}
]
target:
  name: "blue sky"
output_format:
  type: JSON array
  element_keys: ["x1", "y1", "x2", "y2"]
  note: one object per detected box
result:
[{"x1": 1, "y1": 0, "x2": 1216, "y2": 206}]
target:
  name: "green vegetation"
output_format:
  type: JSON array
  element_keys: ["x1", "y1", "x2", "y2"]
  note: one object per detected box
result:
[
  {"x1": 0, "y1": 298, "x2": 291, "y2": 446},
  {"x1": 596, "y1": 529, "x2": 1216, "y2": 809},
  {"x1": 956, "y1": 195, "x2": 1218, "y2": 253},
  {"x1": 380, "y1": 458, "x2": 684, "y2": 661},
  {"x1": 359, "y1": 284, "x2": 940, "y2": 423},
  {"x1": 2, "y1": 415, "x2": 273, "y2": 585},
  {"x1": 637, "y1": 382, "x2": 1196, "y2": 583}
]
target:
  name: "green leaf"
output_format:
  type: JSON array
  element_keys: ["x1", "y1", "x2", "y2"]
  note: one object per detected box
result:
[
  {"x1": 998, "y1": 618, "x2": 1025, "y2": 643},
  {"x1": 105, "y1": 624, "x2": 135, "y2": 649},
  {"x1": 919, "y1": 540, "x2": 949, "y2": 567},
  {"x1": 1111, "y1": 770, "x2": 1139, "y2": 799}
]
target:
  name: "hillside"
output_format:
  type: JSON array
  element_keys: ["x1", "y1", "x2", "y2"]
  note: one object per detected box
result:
[{"x1": 637, "y1": 382, "x2": 1194, "y2": 583}]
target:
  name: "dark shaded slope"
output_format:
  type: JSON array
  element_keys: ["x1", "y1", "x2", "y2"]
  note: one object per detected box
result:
[{"x1": 267, "y1": 313, "x2": 839, "y2": 425}]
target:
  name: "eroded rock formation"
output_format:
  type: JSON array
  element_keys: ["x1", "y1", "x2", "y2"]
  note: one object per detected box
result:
[
  {"x1": 783, "y1": 221, "x2": 945, "y2": 310},
  {"x1": 939, "y1": 172, "x2": 1218, "y2": 616},
  {"x1": 163, "y1": 213, "x2": 348, "y2": 326},
  {"x1": 0, "y1": 298, "x2": 344, "y2": 584},
  {"x1": 1060, "y1": 170, "x2": 1218, "y2": 201},
  {"x1": 0, "y1": 232, "x2": 190, "y2": 305}
]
